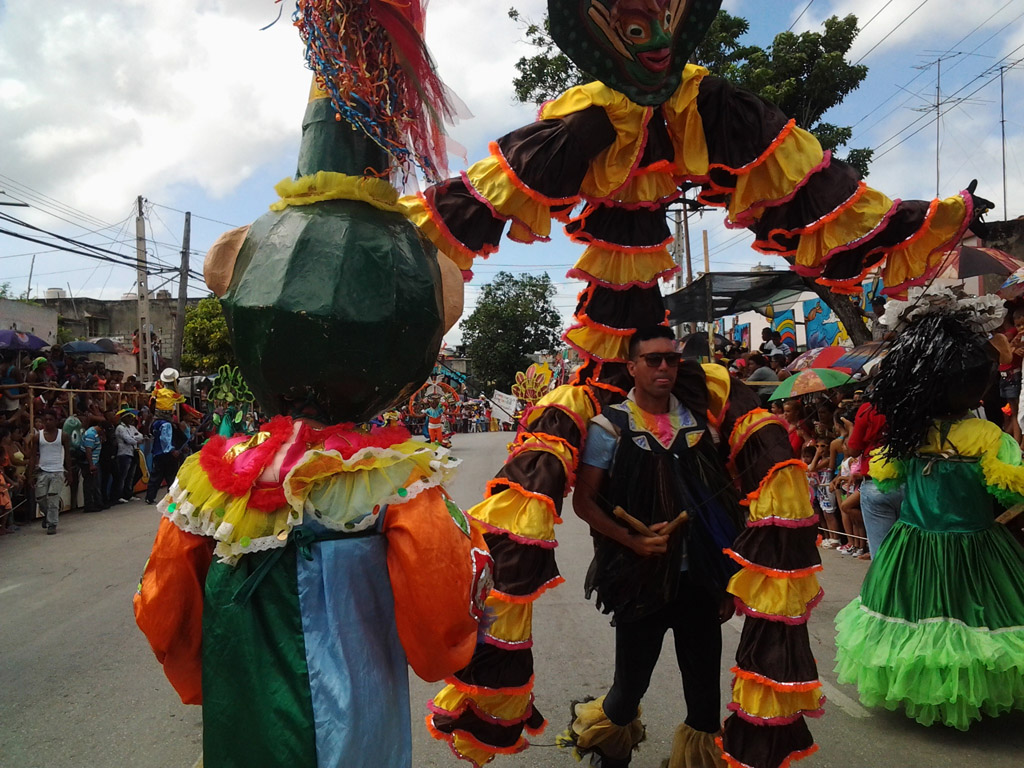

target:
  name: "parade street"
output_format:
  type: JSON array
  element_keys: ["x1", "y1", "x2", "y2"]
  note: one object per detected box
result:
[{"x1": 1, "y1": 431, "x2": 1021, "y2": 768}]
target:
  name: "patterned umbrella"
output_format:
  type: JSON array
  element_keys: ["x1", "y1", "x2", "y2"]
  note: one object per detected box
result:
[
  {"x1": 937, "y1": 246, "x2": 1024, "y2": 279},
  {"x1": 0, "y1": 329, "x2": 47, "y2": 351},
  {"x1": 786, "y1": 345, "x2": 850, "y2": 373},
  {"x1": 769, "y1": 368, "x2": 854, "y2": 401},
  {"x1": 998, "y1": 267, "x2": 1024, "y2": 299},
  {"x1": 831, "y1": 341, "x2": 890, "y2": 376}
]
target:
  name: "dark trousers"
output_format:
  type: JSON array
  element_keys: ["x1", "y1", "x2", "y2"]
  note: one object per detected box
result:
[
  {"x1": 146, "y1": 453, "x2": 178, "y2": 503},
  {"x1": 603, "y1": 576, "x2": 723, "y2": 736},
  {"x1": 80, "y1": 462, "x2": 102, "y2": 512},
  {"x1": 114, "y1": 454, "x2": 136, "y2": 500}
]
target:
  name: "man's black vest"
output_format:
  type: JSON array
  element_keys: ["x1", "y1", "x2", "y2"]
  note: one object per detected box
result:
[{"x1": 584, "y1": 395, "x2": 743, "y2": 623}]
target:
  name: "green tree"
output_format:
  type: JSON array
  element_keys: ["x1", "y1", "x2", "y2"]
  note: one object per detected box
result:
[
  {"x1": 0, "y1": 282, "x2": 13, "y2": 299},
  {"x1": 181, "y1": 296, "x2": 235, "y2": 373},
  {"x1": 461, "y1": 272, "x2": 562, "y2": 392}
]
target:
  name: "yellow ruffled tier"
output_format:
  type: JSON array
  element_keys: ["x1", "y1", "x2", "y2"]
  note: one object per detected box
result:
[
  {"x1": 433, "y1": 684, "x2": 534, "y2": 725},
  {"x1": 399, "y1": 194, "x2": 476, "y2": 272},
  {"x1": 160, "y1": 440, "x2": 457, "y2": 563},
  {"x1": 528, "y1": 385, "x2": 597, "y2": 428},
  {"x1": 565, "y1": 323, "x2": 630, "y2": 363},
  {"x1": 159, "y1": 457, "x2": 298, "y2": 564},
  {"x1": 792, "y1": 186, "x2": 895, "y2": 272},
  {"x1": 540, "y1": 65, "x2": 710, "y2": 199},
  {"x1": 728, "y1": 409, "x2": 785, "y2": 461},
  {"x1": 661, "y1": 69, "x2": 711, "y2": 179},
  {"x1": 564, "y1": 696, "x2": 644, "y2": 762},
  {"x1": 747, "y1": 464, "x2": 817, "y2": 523},
  {"x1": 541, "y1": 83, "x2": 649, "y2": 199},
  {"x1": 882, "y1": 194, "x2": 970, "y2": 292},
  {"x1": 283, "y1": 442, "x2": 455, "y2": 522},
  {"x1": 512, "y1": 433, "x2": 579, "y2": 480},
  {"x1": 728, "y1": 569, "x2": 822, "y2": 621},
  {"x1": 702, "y1": 363, "x2": 732, "y2": 426},
  {"x1": 666, "y1": 722, "x2": 722, "y2": 768},
  {"x1": 465, "y1": 154, "x2": 553, "y2": 240},
  {"x1": 469, "y1": 488, "x2": 558, "y2": 544},
  {"x1": 270, "y1": 171, "x2": 400, "y2": 213},
  {"x1": 730, "y1": 677, "x2": 824, "y2": 721},
  {"x1": 569, "y1": 245, "x2": 678, "y2": 287},
  {"x1": 724, "y1": 125, "x2": 825, "y2": 225},
  {"x1": 486, "y1": 598, "x2": 533, "y2": 646}
]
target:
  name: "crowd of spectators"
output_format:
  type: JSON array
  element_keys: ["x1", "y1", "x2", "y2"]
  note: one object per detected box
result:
[{"x1": 0, "y1": 349, "x2": 204, "y2": 534}]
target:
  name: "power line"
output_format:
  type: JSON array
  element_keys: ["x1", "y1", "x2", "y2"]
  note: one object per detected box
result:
[
  {"x1": 854, "y1": 0, "x2": 932, "y2": 65},
  {"x1": 788, "y1": 0, "x2": 816, "y2": 32},
  {"x1": 859, "y1": 1, "x2": 896, "y2": 33}
]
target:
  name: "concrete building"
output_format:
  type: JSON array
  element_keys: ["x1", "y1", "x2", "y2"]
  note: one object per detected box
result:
[
  {"x1": 36, "y1": 294, "x2": 199, "y2": 352},
  {"x1": 0, "y1": 298, "x2": 59, "y2": 345}
]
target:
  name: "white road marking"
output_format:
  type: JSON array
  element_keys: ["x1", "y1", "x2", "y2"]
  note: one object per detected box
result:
[{"x1": 0, "y1": 583, "x2": 22, "y2": 596}]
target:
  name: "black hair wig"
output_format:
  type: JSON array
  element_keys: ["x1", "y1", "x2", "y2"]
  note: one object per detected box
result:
[{"x1": 872, "y1": 310, "x2": 997, "y2": 459}]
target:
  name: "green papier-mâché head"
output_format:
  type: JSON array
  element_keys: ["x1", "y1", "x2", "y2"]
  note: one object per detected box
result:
[{"x1": 548, "y1": 0, "x2": 722, "y2": 105}]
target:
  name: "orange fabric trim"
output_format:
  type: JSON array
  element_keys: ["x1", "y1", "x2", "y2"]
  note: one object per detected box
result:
[
  {"x1": 724, "y1": 548, "x2": 824, "y2": 579},
  {"x1": 489, "y1": 141, "x2": 579, "y2": 207},
  {"x1": 741, "y1": 459, "x2": 807, "y2": 507},
  {"x1": 447, "y1": 675, "x2": 535, "y2": 698},
  {"x1": 522, "y1": 402, "x2": 589, "y2": 440},
  {"x1": 576, "y1": 312, "x2": 635, "y2": 336},
  {"x1": 484, "y1": 479, "x2": 560, "y2": 521},
  {"x1": 731, "y1": 667, "x2": 822, "y2": 694},
  {"x1": 892, "y1": 196, "x2": 940, "y2": 252},
  {"x1": 710, "y1": 120, "x2": 796, "y2": 176},
  {"x1": 728, "y1": 411, "x2": 788, "y2": 463},
  {"x1": 762, "y1": 182, "x2": 868, "y2": 242},
  {"x1": 565, "y1": 225, "x2": 673, "y2": 252},
  {"x1": 523, "y1": 717, "x2": 548, "y2": 736},
  {"x1": 491, "y1": 576, "x2": 566, "y2": 604},
  {"x1": 507, "y1": 442, "x2": 577, "y2": 490},
  {"x1": 717, "y1": 737, "x2": 819, "y2": 768},
  {"x1": 425, "y1": 715, "x2": 530, "y2": 760},
  {"x1": 408, "y1": 192, "x2": 492, "y2": 264},
  {"x1": 512, "y1": 430, "x2": 580, "y2": 466}
]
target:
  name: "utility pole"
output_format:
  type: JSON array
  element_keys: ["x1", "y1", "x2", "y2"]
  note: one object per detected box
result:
[
  {"x1": 174, "y1": 212, "x2": 191, "y2": 369},
  {"x1": 25, "y1": 254, "x2": 34, "y2": 300},
  {"x1": 1001, "y1": 65, "x2": 1008, "y2": 220},
  {"x1": 935, "y1": 57, "x2": 941, "y2": 197},
  {"x1": 135, "y1": 195, "x2": 153, "y2": 382},
  {"x1": 703, "y1": 230, "x2": 713, "y2": 361}
]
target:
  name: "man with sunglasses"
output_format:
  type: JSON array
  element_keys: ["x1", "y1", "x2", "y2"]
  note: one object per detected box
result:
[{"x1": 570, "y1": 326, "x2": 745, "y2": 768}]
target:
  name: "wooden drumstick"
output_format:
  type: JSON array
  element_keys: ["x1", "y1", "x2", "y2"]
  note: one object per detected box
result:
[{"x1": 612, "y1": 507, "x2": 688, "y2": 538}]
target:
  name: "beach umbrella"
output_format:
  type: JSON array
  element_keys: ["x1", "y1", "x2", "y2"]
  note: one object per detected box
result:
[
  {"x1": 937, "y1": 246, "x2": 1024, "y2": 279},
  {"x1": 0, "y1": 329, "x2": 47, "y2": 351},
  {"x1": 831, "y1": 341, "x2": 890, "y2": 376},
  {"x1": 769, "y1": 368, "x2": 854, "y2": 401},
  {"x1": 786, "y1": 345, "x2": 849, "y2": 373}
]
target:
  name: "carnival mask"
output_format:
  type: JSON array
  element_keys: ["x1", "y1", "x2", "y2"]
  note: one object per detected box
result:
[{"x1": 548, "y1": 0, "x2": 722, "y2": 105}]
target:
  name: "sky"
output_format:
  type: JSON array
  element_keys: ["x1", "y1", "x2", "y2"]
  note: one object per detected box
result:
[{"x1": 1, "y1": 0, "x2": 1023, "y2": 346}]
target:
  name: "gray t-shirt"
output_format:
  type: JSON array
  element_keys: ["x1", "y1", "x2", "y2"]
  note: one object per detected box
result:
[{"x1": 746, "y1": 366, "x2": 780, "y2": 383}]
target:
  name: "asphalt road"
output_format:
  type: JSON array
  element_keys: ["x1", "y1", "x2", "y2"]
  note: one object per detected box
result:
[{"x1": 1, "y1": 431, "x2": 1022, "y2": 768}]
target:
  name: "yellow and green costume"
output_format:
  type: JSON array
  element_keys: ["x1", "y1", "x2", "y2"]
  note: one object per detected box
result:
[{"x1": 836, "y1": 419, "x2": 1024, "y2": 730}]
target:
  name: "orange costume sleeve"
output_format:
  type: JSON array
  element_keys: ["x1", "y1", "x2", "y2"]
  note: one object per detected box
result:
[
  {"x1": 133, "y1": 517, "x2": 214, "y2": 705},
  {"x1": 383, "y1": 485, "x2": 491, "y2": 682}
]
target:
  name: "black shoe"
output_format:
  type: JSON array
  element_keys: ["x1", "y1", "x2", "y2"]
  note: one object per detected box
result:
[
  {"x1": 46, "y1": 525, "x2": 57, "y2": 535},
  {"x1": 41, "y1": 518, "x2": 48, "y2": 529},
  {"x1": 145, "y1": 499, "x2": 156, "y2": 505}
]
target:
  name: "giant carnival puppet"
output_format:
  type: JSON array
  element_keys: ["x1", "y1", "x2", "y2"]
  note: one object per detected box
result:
[
  {"x1": 133, "y1": 3, "x2": 492, "y2": 767},
  {"x1": 398, "y1": 3, "x2": 992, "y2": 768},
  {"x1": 135, "y1": 2, "x2": 994, "y2": 768}
]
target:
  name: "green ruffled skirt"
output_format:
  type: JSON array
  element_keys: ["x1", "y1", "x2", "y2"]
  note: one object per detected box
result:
[{"x1": 834, "y1": 521, "x2": 1024, "y2": 730}]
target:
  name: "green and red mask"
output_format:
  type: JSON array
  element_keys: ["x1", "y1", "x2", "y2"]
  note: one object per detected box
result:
[{"x1": 548, "y1": 0, "x2": 721, "y2": 105}]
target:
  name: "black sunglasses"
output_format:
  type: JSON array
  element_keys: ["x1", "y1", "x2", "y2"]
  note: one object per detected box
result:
[{"x1": 636, "y1": 352, "x2": 682, "y2": 368}]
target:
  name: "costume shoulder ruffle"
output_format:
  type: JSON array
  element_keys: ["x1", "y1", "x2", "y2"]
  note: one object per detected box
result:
[{"x1": 157, "y1": 418, "x2": 458, "y2": 563}]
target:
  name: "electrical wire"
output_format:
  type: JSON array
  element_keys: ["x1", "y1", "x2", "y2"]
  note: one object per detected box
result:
[{"x1": 854, "y1": 0, "x2": 933, "y2": 65}]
